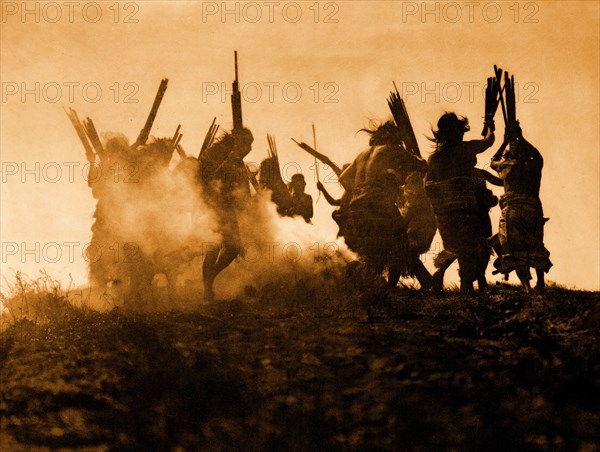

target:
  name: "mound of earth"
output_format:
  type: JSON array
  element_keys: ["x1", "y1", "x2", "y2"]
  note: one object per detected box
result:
[{"x1": 1, "y1": 284, "x2": 598, "y2": 450}]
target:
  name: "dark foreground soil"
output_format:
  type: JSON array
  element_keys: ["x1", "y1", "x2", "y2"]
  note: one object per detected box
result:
[{"x1": 1, "y1": 281, "x2": 599, "y2": 451}]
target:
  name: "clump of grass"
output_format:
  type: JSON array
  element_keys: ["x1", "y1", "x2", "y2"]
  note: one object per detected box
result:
[{"x1": 0, "y1": 270, "x2": 88, "y2": 329}]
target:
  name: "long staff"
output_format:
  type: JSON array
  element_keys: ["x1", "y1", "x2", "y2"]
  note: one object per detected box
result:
[{"x1": 312, "y1": 123, "x2": 321, "y2": 203}]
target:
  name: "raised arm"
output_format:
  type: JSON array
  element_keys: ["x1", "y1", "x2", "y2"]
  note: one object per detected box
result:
[
  {"x1": 490, "y1": 139, "x2": 508, "y2": 172},
  {"x1": 465, "y1": 125, "x2": 495, "y2": 158},
  {"x1": 473, "y1": 168, "x2": 503, "y2": 186},
  {"x1": 291, "y1": 139, "x2": 343, "y2": 176},
  {"x1": 338, "y1": 160, "x2": 357, "y2": 192}
]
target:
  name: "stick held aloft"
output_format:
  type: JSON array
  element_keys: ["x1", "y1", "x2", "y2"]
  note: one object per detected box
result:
[
  {"x1": 65, "y1": 107, "x2": 95, "y2": 163},
  {"x1": 231, "y1": 51, "x2": 243, "y2": 132},
  {"x1": 134, "y1": 78, "x2": 168, "y2": 148}
]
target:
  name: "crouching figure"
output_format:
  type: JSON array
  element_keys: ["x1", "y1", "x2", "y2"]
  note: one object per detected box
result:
[{"x1": 339, "y1": 121, "x2": 432, "y2": 289}]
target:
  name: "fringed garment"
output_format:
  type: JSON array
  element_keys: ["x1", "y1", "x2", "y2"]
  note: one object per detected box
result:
[
  {"x1": 497, "y1": 193, "x2": 552, "y2": 274},
  {"x1": 425, "y1": 177, "x2": 490, "y2": 281}
]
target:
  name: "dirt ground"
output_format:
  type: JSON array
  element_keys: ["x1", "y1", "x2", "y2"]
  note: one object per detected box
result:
[{"x1": 1, "y1": 278, "x2": 599, "y2": 451}]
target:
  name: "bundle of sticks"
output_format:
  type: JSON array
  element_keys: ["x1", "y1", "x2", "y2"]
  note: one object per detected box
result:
[
  {"x1": 481, "y1": 65, "x2": 507, "y2": 136},
  {"x1": 66, "y1": 78, "x2": 170, "y2": 163},
  {"x1": 387, "y1": 82, "x2": 421, "y2": 158},
  {"x1": 267, "y1": 133, "x2": 279, "y2": 163},
  {"x1": 65, "y1": 107, "x2": 104, "y2": 162},
  {"x1": 244, "y1": 133, "x2": 282, "y2": 193},
  {"x1": 504, "y1": 71, "x2": 517, "y2": 129},
  {"x1": 170, "y1": 124, "x2": 185, "y2": 159},
  {"x1": 482, "y1": 65, "x2": 521, "y2": 141},
  {"x1": 198, "y1": 117, "x2": 219, "y2": 158}
]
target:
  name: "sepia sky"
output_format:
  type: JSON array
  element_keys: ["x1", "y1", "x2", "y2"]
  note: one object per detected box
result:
[{"x1": 1, "y1": 1, "x2": 599, "y2": 290}]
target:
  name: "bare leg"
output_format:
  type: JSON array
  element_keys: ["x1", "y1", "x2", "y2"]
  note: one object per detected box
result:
[
  {"x1": 387, "y1": 250, "x2": 431, "y2": 290},
  {"x1": 515, "y1": 266, "x2": 532, "y2": 292},
  {"x1": 535, "y1": 269, "x2": 545, "y2": 293},
  {"x1": 202, "y1": 243, "x2": 239, "y2": 302},
  {"x1": 460, "y1": 280, "x2": 474, "y2": 295},
  {"x1": 413, "y1": 258, "x2": 432, "y2": 291},
  {"x1": 387, "y1": 264, "x2": 401, "y2": 288},
  {"x1": 432, "y1": 254, "x2": 456, "y2": 292},
  {"x1": 477, "y1": 276, "x2": 488, "y2": 293},
  {"x1": 368, "y1": 262, "x2": 386, "y2": 286},
  {"x1": 458, "y1": 254, "x2": 477, "y2": 295},
  {"x1": 202, "y1": 249, "x2": 219, "y2": 302}
]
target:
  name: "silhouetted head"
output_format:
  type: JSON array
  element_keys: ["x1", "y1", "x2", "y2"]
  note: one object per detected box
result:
[
  {"x1": 233, "y1": 128, "x2": 254, "y2": 158},
  {"x1": 359, "y1": 120, "x2": 403, "y2": 146},
  {"x1": 143, "y1": 138, "x2": 174, "y2": 168},
  {"x1": 432, "y1": 112, "x2": 469, "y2": 147},
  {"x1": 200, "y1": 128, "x2": 253, "y2": 179},
  {"x1": 504, "y1": 131, "x2": 537, "y2": 163},
  {"x1": 289, "y1": 173, "x2": 306, "y2": 194},
  {"x1": 259, "y1": 157, "x2": 280, "y2": 189},
  {"x1": 104, "y1": 135, "x2": 131, "y2": 163}
]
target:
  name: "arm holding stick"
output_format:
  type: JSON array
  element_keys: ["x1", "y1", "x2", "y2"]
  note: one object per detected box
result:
[
  {"x1": 490, "y1": 139, "x2": 509, "y2": 172},
  {"x1": 316, "y1": 181, "x2": 341, "y2": 206},
  {"x1": 291, "y1": 138, "x2": 342, "y2": 176},
  {"x1": 466, "y1": 124, "x2": 495, "y2": 158}
]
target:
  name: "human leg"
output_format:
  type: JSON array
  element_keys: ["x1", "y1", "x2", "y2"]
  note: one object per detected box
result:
[
  {"x1": 432, "y1": 250, "x2": 456, "y2": 292},
  {"x1": 534, "y1": 268, "x2": 545, "y2": 293},
  {"x1": 413, "y1": 257, "x2": 433, "y2": 290},
  {"x1": 202, "y1": 246, "x2": 219, "y2": 302},
  {"x1": 515, "y1": 265, "x2": 532, "y2": 291}
]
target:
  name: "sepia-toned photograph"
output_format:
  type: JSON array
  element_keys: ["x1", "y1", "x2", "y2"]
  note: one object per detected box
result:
[{"x1": 1, "y1": 1, "x2": 599, "y2": 449}]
